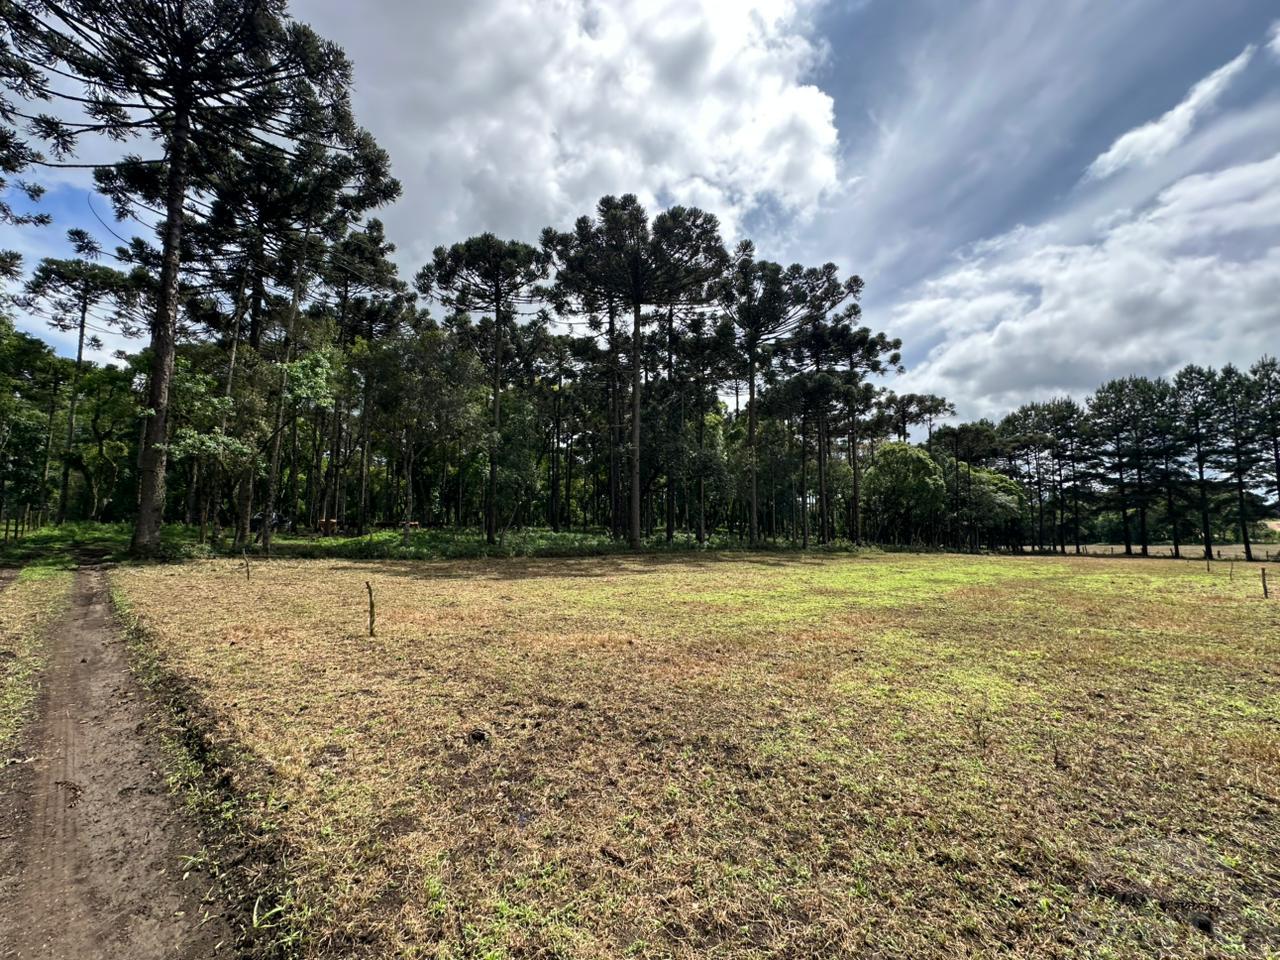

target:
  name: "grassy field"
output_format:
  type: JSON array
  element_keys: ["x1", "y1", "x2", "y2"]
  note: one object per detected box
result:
[
  {"x1": 113, "y1": 553, "x2": 1280, "y2": 959},
  {"x1": 0, "y1": 565, "x2": 74, "y2": 756}
]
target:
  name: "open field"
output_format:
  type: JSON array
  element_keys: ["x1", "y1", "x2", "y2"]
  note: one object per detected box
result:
[{"x1": 113, "y1": 553, "x2": 1280, "y2": 959}]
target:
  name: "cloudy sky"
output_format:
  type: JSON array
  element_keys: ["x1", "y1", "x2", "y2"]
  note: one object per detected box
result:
[{"x1": 6, "y1": 0, "x2": 1280, "y2": 421}]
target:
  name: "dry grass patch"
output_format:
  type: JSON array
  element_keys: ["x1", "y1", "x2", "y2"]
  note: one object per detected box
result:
[
  {"x1": 0, "y1": 565, "x2": 73, "y2": 755},
  {"x1": 114, "y1": 553, "x2": 1280, "y2": 959}
]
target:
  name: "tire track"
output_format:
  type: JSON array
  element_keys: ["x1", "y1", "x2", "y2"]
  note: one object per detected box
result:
[{"x1": 0, "y1": 561, "x2": 233, "y2": 959}]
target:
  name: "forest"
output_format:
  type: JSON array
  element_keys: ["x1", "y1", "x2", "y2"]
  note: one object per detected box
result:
[{"x1": 0, "y1": 1, "x2": 1277, "y2": 562}]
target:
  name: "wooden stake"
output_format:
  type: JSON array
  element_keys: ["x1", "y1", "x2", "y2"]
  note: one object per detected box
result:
[
  {"x1": 1264, "y1": 568, "x2": 1270, "y2": 600},
  {"x1": 366, "y1": 581, "x2": 376, "y2": 637},
  {"x1": 243, "y1": 549, "x2": 251, "y2": 581}
]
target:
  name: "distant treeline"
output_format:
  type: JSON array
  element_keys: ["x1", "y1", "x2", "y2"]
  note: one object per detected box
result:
[{"x1": 906, "y1": 361, "x2": 1280, "y2": 560}]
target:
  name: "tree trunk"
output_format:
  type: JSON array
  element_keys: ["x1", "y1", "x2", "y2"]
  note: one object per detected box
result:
[
  {"x1": 132, "y1": 100, "x2": 190, "y2": 555},
  {"x1": 487, "y1": 290, "x2": 502, "y2": 545},
  {"x1": 402, "y1": 430, "x2": 414, "y2": 546},
  {"x1": 37, "y1": 370, "x2": 60, "y2": 527},
  {"x1": 262, "y1": 223, "x2": 312, "y2": 555},
  {"x1": 747, "y1": 351, "x2": 758, "y2": 545},
  {"x1": 801, "y1": 416, "x2": 810, "y2": 549},
  {"x1": 816, "y1": 404, "x2": 829, "y2": 544},
  {"x1": 56, "y1": 300, "x2": 89, "y2": 524},
  {"x1": 850, "y1": 416, "x2": 862, "y2": 545},
  {"x1": 1135, "y1": 459, "x2": 1149, "y2": 556},
  {"x1": 233, "y1": 468, "x2": 253, "y2": 549},
  {"x1": 630, "y1": 301, "x2": 643, "y2": 549},
  {"x1": 1118, "y1": 465, "x2": 1132, "y2": 556},
  {"x1": 1195, "y1": 440, "x2": 1213, "y2": 560},
  {"x1": 1235, "y1": 449, "x2": 1253, "y2": 562}
]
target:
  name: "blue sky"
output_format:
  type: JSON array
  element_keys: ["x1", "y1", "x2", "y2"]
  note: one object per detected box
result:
[{"x1": 5, "y1": 0, "x2": 1279, "y2": 420}]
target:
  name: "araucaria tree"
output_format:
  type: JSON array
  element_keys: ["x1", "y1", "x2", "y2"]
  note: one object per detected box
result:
[
  {"x1": 21, "y1": 239, "x2": 133, "y2": 522},
  {"x1": 4, "y1": 0, "x2": 391, "y2": 554},
  {"x1": 545, "y1": 195, "x2": 727, "y2": 548},
  {"x1": 416, "y1": 235, "x2": 547, "y2": 545}
]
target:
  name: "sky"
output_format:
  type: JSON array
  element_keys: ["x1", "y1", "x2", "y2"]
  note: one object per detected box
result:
[{"x1": 4, "y1": 0, "x2": 1280, "y2": 422}]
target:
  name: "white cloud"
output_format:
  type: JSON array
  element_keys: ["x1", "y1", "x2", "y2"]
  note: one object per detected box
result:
[
  {"x1": 797, "y1": 1, "x2": 1195, "y2": 303},
  {"x1": 1084, "y1": 44, "x2": 1255, "y2": 182},
  {"x1": 294, "y1": 0, "x2": 840, "y2": 267},
  {"x1": 891, "y1": 153, "x2": 1280, "y2": 419},
  {"x1": 1270, "y1": 20, "x2": 1280, "y2": 58}
]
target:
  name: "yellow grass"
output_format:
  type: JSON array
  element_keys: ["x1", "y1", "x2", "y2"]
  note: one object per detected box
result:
[
  {"x1": 114, "y1": 554, "x2": 1280, "y2": 959},
  {"x1": 0, "y1": 566, "x2": 74, "y2": 754}
]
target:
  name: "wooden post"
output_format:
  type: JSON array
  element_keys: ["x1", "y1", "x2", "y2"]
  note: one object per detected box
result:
[
  {"x1": 366, "y1": 581, "x2": 376, "y2": 637},
  {"x1": 243, "y1": 549, "x2": 251, "y2": 581},
  {"x1": 1264, "y1": 568, "x2": 1269, "y2": 600}
]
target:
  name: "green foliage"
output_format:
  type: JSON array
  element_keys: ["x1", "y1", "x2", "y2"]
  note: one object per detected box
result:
[{"x1": 863, "y1": 442, "x2": 945, "y2": 544}]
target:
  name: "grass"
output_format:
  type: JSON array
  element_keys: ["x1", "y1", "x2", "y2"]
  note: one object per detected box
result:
[
  {"x1": 112, "y1": 552, "x2": 1280, "y2": 958},
  {"x1": 0, "y1": 521, "x2": 142, "y2": 566},
  {"x1": 0, "y1": 564, "x2": 74, "y2": 757},
  {"x1": 6, "y1": 520, "x2": 1276, "y2": 567}
]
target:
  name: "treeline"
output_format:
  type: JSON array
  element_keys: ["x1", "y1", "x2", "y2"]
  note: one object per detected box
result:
[
  {"x1": 0, "y1": 2, "x2": 1276, "y2": 558},
  {"x1": 932, "y1": 362, "x2": 1280, "y2": 561}
]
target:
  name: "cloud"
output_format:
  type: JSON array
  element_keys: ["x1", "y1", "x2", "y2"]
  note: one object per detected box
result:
[
  {"x1": 294, "y1": 0, "x2": 840, "y2": 268},
  {"x1": 891, "y1": 153, "x2": 1280, "y2": 419},
  {"x1": 797, "y1": 1, "x2": 1208, "y2": 305},
  {"x1": 1270, "y1": 20, "x2": 1280, "y2": 59},
  {"x1": 1083, "y1": 44, "x2": 1255, "y2": 182}
]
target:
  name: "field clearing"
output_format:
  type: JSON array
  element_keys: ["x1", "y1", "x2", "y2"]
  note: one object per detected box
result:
[{"x1": 114, "y1": 554, "x2": 1280, "y2": 959}]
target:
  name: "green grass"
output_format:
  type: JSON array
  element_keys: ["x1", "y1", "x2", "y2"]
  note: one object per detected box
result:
[
  {"x1": 0, "y1": 521, "x2": 136, "y2": 567},
  {"x1": 8, "y1": 520, "x2": 1278, "y2": 568},
  {"x1": 0, "y1": 564, "x2": 74, "y2": 756},
  {"x1": 113, "y1": 552, "x2": 1280, "y2": 959}
]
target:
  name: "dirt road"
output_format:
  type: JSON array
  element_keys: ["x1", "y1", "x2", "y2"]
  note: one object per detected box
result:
[{"x1": 0, "y1": 561, "x2": 233, "y2": 959}]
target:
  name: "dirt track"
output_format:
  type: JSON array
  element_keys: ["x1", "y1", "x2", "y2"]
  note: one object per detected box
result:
[{"x1": 0, "y1": 562, "x2": 232, "y2": 959}]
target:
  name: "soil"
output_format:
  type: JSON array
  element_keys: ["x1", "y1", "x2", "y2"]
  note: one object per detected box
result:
[{"x1": 0, "y1": 559, "x2": 234, "y2": 959}]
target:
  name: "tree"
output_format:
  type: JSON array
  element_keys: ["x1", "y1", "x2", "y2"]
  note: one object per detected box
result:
[
  {"x1": 682, "y1": 309, "x2": 735, "y2": 543},
  {"x1": 1147, "y1": 378, "x2": 1189, "y2": 558},
  {"x1": 4, "y1": 0, "x2": 392, "y2": 554},
  {"x1": 722, "y1": 244, "x2": 861, "y2": 544},
  {"x1": 258, "y1": 140, "x2": 399, "y2": 555},
  {"x1": 1089, "y1": 380, "x2": 1136, "y2": 555},
  {"x1": 547, "y1": 195, "x2": 727, "y2": 548},
  {"x1": 1174, "y1": 364, "x2": 1219, "y2": 560},
  {"x1": 1043, "y1": 397, "x2": 1089, "y2": 554},
  {"x1": 21, "y1": 240, "x2": 133, "y2": 521},
  {"x1": 862, "y1": 442, "x2": 944, "y2": 544},
  {"x1": 835, "y1": 324, "x2": 902, "y2": 544},
  {"x1": 1253, "y1": 356, "x2": 1280, "y2": 514},
  {"x1": 1214, "y1": 365, "x2": 1262, "y2": 561},
  {"x1": 417, "y1": 235, "x2": 547, "y2": 544}
]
